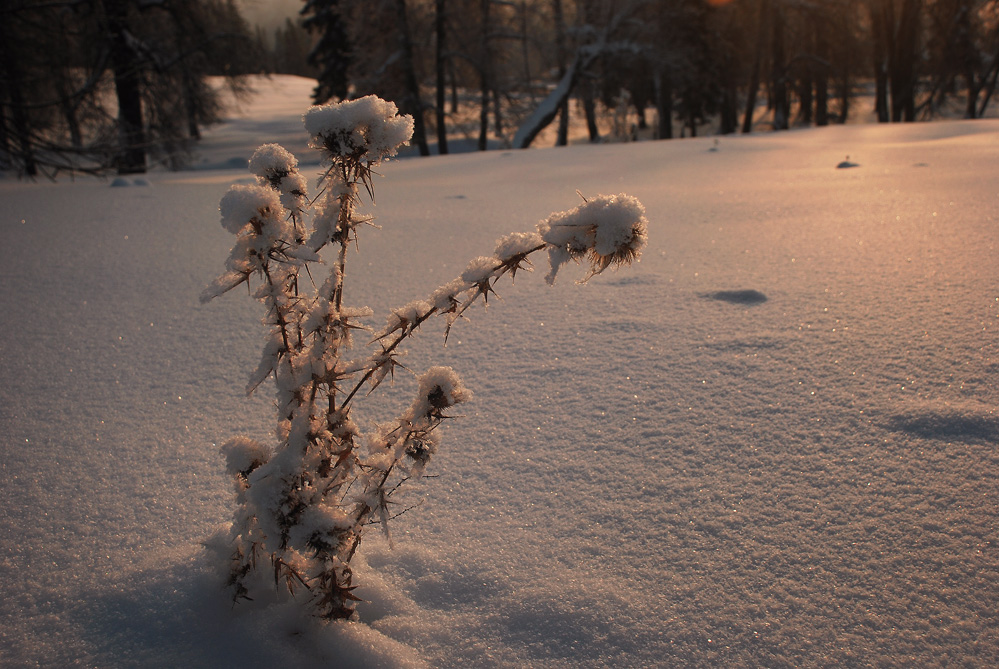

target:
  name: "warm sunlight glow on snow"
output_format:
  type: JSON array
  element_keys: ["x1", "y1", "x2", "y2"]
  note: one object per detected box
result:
[{"x1": 2, "y1": 75, "x2": 998, "y2": 668}]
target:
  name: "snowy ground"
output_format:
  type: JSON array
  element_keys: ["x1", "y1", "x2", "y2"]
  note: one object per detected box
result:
[{"x1": 1, "y1": 76, "x2": 998, "y2": 667}]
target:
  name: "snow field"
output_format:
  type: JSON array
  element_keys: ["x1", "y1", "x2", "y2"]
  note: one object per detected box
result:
[{"x1": 1, "y1": 76, "x2": 997, "y2": 667}]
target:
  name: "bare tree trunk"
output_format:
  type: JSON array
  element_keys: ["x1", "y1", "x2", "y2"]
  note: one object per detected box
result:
[
  {"x1": 799, "y1": 76, "x2": 813, "y2": 125},
  {"x1": 655, "y1": 69, "x2": 673, "y2": 139},
  {"x1": 581, "y1": 77, "x2": 599, "y2": 142},
  {"x1": 719, "y1": 85, "x2": 737, "y2": 134},
  {"x1": 166, "y1": 3, "x2": 202, "y2": 141},
  {"x1": 978, "y1": 57, "x2": 999, "y2": 117},
  {"x1": 871, "y1": 0, "x2": 891, "y2": 122},
  {"x1": 742, "y1": 0, "x2": 766, "y2": 133},
  {"x1": 965, "y1": 72, "x2": 980, "y2": 119},
  {"x1": 53, "y1": 60, "x2": 84, "y2": 149},
  {"x1": 513, "y1": 56, "x2": 576, "y2": 148},
  {"x1": 104, "y1": 0, "x2": 147, "y2": 174},
  {"x1": 394, "y1": 0, "x2": 430, "y2": 155},
  {"x1": 435, "y1": 0, "x2": 449, "y2": 154},
  {"x1": 493, "y1": 87, "x2": 503, "y2": 138},
  {"x1": 815, "y1": 22, "x2": 829, "y2": 126},
  {"x1": 0, "y1": 18, "x2": 38, "y2": 175},
  {"x1": 519, "y1": 2, "x2": 532, "y2": 98},
  {"x1": 815, "y1": 76, "x2": 828, "y2": 125},
  {"x1": 513, "y1": 36, "x2": 601, "y2": 149},
  {"x1": 478, "y1": 0, "x2": 491, "y2": 151},
  {"x1": 838, "y1": 66, "x2": 851, "y2": 122},
  {"x1": 890, "y1": 0, "x2": 920, "y2": 121},
  {"x1": 771, "y1": 3, "x2": 789, "y2": 130},
  {"x1": 554, "y1": 0, "x2": 569, "y2": 146},
  {"x1": 0, "y1": 102, "x2": 10, "y2": 170},
  {"x1": 449, "y1": 60, "x2": 459, "y2": 114},
  {"x1": 183, "y1": 70, "x2": 202, "y2": 140},
  {"x1": 952, "y1": 0, "x2": 981, "y2": 119}
]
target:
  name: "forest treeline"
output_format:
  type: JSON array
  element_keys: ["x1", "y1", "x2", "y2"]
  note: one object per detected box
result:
[
  {"x1": 0, "y1": 0, "x2": 271, "y2": 176},
  {"x1": 314, "y1": 0, "x2": 999, "y2": 153},
  {"x1": 2, "y1": 0, "x2": 997, "y2": 175}
]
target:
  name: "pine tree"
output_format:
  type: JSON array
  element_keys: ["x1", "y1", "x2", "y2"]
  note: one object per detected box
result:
[{"x1": 302, "y1": 0, "x2": 352, "y2": 103}]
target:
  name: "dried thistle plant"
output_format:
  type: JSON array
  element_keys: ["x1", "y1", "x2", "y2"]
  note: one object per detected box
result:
[{"x1": 202, "y1": 95, "x2": 648, "y2": 620}]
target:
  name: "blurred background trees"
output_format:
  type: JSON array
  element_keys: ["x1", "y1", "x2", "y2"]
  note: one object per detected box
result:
[
  {"x1": 1, "y1": 0, "x2": 262, "y2": 176},
  {"x1": 3, "y1": 0, "x2": 998, "y2": 174},
  {"x1": 372, "y1": 0, "x2": 998, "y2": 149}
]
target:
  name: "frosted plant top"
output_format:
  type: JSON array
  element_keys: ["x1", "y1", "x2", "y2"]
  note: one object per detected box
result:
[
  {"x1": 218, "y1": 184, "x2": 282, "y2": 234},
  {"x1": 304, "y1": 95, "x2": 414, "y2": 164},
  {"x1": 248, "y1": 143, "x2": 298, "y2": 178},
  {"x1": 538, "y1": 193, "x2": 649, "y2": 282}
]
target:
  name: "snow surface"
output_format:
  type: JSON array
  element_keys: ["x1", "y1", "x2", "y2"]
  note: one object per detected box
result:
[{"x1": 2, "y1": 75, "x2": 998, "y2": 667}]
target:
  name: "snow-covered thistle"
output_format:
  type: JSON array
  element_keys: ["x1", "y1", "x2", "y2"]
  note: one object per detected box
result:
[{"x1": 202, "y1": 94, "x2": 648, "y2": 620}]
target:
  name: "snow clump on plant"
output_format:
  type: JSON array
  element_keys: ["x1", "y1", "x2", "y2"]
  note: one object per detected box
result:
[
  {"x1": 249, "y1": 143, "x2": 308, "y2": 217},
  {"x1": 304, "y1": 95, "x2": 414, "y2": 163},
  {"x1": 218, "y1": 184, "x2": 283, "y2": 235},
  {"x1": 538, "y1": 193, "x2": 649, "y2": 283}
]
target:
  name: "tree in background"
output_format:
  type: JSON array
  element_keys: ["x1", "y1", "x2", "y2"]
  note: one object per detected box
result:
[
  {"x1": 6, "y1": 0, "x2": 998, "y2": 175},
  {"x1": 393, "y1": 0, "x2": 432, "y2": 154},
  {"x1": 271, "y1": 18, "x2": 317, "y2": 79},
  {"x1": 0, "y1": 0, "x2": 259, "y2": 176},
  {"x1": 159, "y1": 0, "x2": 260, "y2": 143},
  {"x1": 302, "y1": 0, "x2": 350, "y2": 102},
  {"x1": 329, "y1": 0, "x2": 431, "y2": 154},
  {"x1": 193, "y1": 0, "x2": 999, "y2": 149},
  {"x1": 434, "y1": 0, "x2": 449, "y2": 153},
  {"x1": 552, "y1": 0, "x2": 571, "y2": 145},
  {"x1": 924, "y1": 0, "x2": 999, "y2": 117},
  {"x1": 107, "y1": 0, "x2": 260, "y2": 171}
]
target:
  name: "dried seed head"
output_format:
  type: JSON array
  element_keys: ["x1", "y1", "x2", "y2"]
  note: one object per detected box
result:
[
  {"x1": 219, "y1": 184, "x2": 283, "y2": 235},
  {"x1": 408, "y1": 366, "x2": 472, "y2": 421},
  {"x1": 304, "y1": 95, "x2": 414, "y2": 165},
  {"x1": 538, "y1": 194, "x2": 649, "y2": 282}
]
